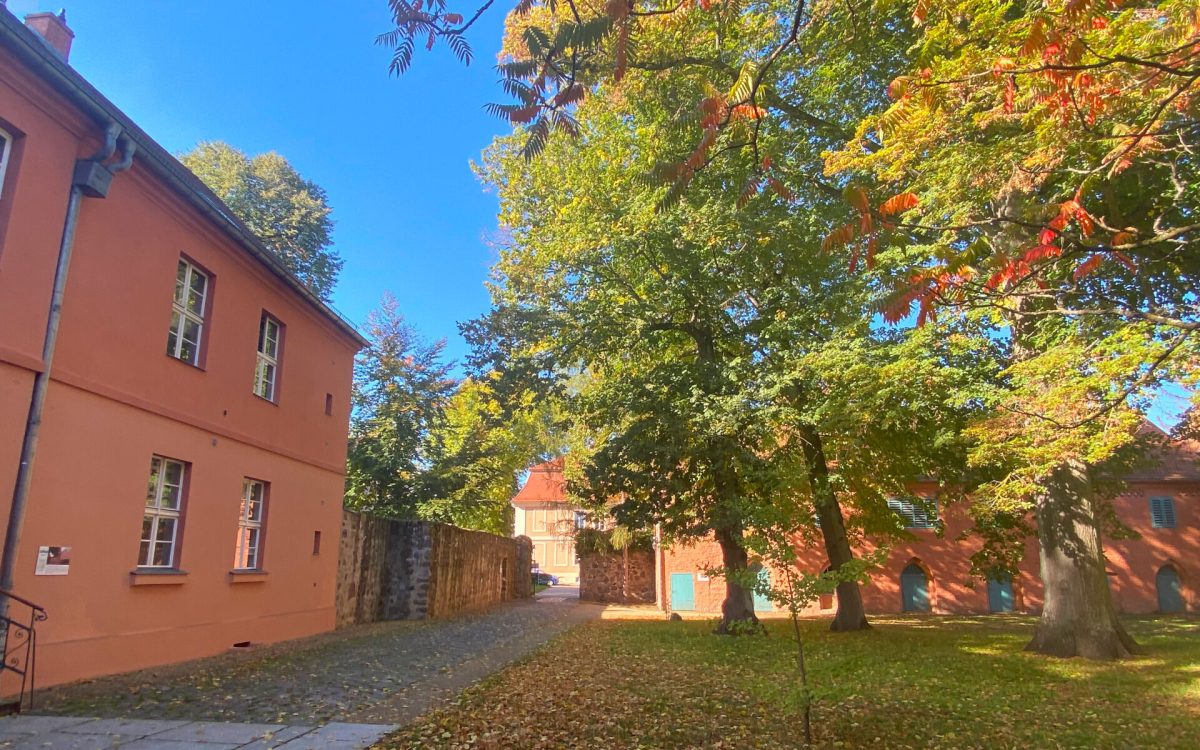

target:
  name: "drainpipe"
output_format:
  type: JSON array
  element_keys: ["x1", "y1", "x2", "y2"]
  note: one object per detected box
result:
[
  {"x1": 0, "y1": 123, "x2": 135, "y2": 610},
  {"x1": 654, "y1": 523, "x2": 665, "y2": 612}
]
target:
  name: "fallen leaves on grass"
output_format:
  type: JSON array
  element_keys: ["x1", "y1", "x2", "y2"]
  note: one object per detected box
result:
[{"x1": 379, "y1": 616, "x2": 1200, "y2": 750}]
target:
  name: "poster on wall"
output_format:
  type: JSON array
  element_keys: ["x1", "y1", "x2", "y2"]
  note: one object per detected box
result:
[{"x1": 35, "y1": 546, "x2": 71, "y2": 576}]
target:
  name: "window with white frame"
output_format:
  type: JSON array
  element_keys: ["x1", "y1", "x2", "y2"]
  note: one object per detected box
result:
[
  {"x1": 887, "y1": 497, "x2": 939, "y2": 529},
  {"x1": 167, "y1": 259, "x2": 208, "y2": 365},
  {"x1": 234, "y1": 479, "x2": 267, "y2": 570},
  {"x1": 140, "y1": 456, "x2": 186, "y2": 568},
  {"x1": 1150, "y1": 496, "x2": 1177, "y2": 529},
  {"x1": 0, "y1": 127, "x2": 13, "y2": 200},
  {"x1": 253, "y1": 314, "x2": 281, "y2": 400}
]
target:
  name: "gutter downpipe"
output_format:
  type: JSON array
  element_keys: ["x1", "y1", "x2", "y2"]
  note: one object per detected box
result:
[
  {"x1": 654, "y1": 523, "x2": 665, "y2": 612},
  {"x1": 0, "y1": 123, "x2": 133, "y2": 615}
]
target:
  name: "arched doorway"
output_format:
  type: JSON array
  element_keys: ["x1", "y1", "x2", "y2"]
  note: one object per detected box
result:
[
  {"x1": 901, "y1": 563, "x2": 930, "y2": 613},
  {"x1": 1157, "y1": 565, "x2": 1185, "y2": 613}
]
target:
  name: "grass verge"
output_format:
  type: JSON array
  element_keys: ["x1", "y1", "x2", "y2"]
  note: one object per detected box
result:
[{"x1": 377, "y1": 615, "x2": 1200, "y2": 749}]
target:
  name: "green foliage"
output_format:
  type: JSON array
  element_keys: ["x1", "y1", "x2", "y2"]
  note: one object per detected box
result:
[
  {"x1": 419, "y1": 376, "x2": 560, "y2": 535},
  {"x1": 345, "y1": 293, "x2": 456, "y2": 517},
  {"x1": 180, "y1": 141, "x2": 342, "y2": 299},
  {"x1": 574, "y1": 525, "x2": 653, "y2": 556},
  {"x1": 347, "y1": 294, "x2": 559, "y2": 533}
]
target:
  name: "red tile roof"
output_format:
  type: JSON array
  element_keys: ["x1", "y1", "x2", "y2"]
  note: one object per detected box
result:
[
  {"x1": 1126, "y1": 423, "x2": 1200, "y2": 482},
  {"x1": 512, "y1": 458, "x2": 569, "y2": 507}
]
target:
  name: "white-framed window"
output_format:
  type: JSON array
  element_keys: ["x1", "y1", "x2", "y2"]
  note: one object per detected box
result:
[
  {"x1": 234, "y1": 479, "x2": 267, "y2": 570},
  {"x1": 887, "y1": 497, "x2": 939, "y2": 530},
  {"x1": 253, "y1": 314, "x2": 281, "y2": 401},
  {"x1": 0, "y1": 126, "x2": 13, "y2": 200},
  {"x1": 140, "y1": 455, "x2": 186, "y2": 568},
  {"x1": 1150, "y1": 496, "x2": 1177, "y2": 529},
  {"x1": 554, "y1": 541, "x2": 574, "y2": 567},
  {"x1": 574, "y1": 510, "x2": 587, "y2": 529},
  {"x1": 167, "y1": 258, "x2": 208, "y2": 365}
]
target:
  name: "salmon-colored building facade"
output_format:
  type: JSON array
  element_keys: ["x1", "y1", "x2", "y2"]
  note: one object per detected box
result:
[
  {"x1": 528, "y1": 435, "x2": 1198, "y2": 617},
  {"x1": 0, "y1": 10, "x2": 364, "y2": 691}
]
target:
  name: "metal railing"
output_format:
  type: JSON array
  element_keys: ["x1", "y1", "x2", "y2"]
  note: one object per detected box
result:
[{"x1": 0, "y1": 589, "x2": 47, "y2": 714}]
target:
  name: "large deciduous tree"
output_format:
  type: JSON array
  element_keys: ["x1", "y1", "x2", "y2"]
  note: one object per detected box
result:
[
  {"x1": 472, "y1": 41, "x2": 994, "y2": 632},
  {"x1": 181, "y1": 141, "x2": 343, "y2": 300},
  {"x1": 824, "y1": 2, "x2": 1200, "y2": 659}
]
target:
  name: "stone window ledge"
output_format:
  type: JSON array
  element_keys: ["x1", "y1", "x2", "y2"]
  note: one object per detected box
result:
[
  {"x1": 130, "y1": 568, "x2": 188, "y2": 586},
  {"x1": 229, "y1": 570, "x2": 269, "y2": 583}
]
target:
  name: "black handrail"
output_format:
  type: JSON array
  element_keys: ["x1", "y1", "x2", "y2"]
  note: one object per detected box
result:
[{"x1": 0, "y1": 589, "x2": 47, "y2": 714}]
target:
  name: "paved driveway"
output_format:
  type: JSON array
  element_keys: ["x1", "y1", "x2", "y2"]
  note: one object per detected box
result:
[{"x1": 24, "y1": 595, "x2": 601, "y2": 738}]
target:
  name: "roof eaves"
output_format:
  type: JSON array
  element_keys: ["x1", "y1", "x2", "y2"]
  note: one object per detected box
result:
[{"x1": 0, "y1": 10, "x2": 367, "y2": 348}]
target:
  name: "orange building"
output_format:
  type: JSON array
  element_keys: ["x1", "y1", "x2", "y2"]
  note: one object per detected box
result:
[
  {"x1": 526, "y1": 436, "x2": 1198, "y2": 617},
  {"x1": 664, "y1": 434, "x2": 1199, "y2": 617},
  {"x1": 0, "y1": 10, "x2": 365, "y2": 691}
]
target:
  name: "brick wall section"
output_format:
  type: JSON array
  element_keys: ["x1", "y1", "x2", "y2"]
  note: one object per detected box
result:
[
  {"x1": 579, "y1": 550, "x2": 656, "y2": 604},
  {"x1": 337, "y1": 511, "x2": 533, "y2": 626}
]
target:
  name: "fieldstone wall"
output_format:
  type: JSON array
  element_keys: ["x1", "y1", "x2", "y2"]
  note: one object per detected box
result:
[
  {"x1": 337, "y1": 511, "x2": 391, "y2": 627},
  {"x1": 579, "y1": 550, "x2": 656, "y2": 604},
  {"x1": 338, "y1": 511, "x2": 533, "y2": 626}
]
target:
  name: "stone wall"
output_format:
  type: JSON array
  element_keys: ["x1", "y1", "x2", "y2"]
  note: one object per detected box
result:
[
  {"x1": 337, "y1": 510, "x2": 391, "y2": 627},
  {"x1": 338, "y1": 511, "x2": 533, "y2": 626},
  {"x1": 579, "y1": 549, "x2": 656, "y2": 604}
]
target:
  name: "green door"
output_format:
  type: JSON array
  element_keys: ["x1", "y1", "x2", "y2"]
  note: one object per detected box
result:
[
  {"x1": 987, "y1": 577, "x2": 1014, "y2": 613},
  {"x1": 1157, "y1": 566, "x2": 1184, "y2": 613},
  {"x1": 670, "y1": 573, "x2": 695, "y2": 611},
  {"x1": 753, "y1": 569, "x2": 772, "y2": 613},
  {"x1": 901, "y1": 564, "x2": 930, "y2": 612}
]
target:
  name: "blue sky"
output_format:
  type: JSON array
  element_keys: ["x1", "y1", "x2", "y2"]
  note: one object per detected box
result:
[{"x1": 11, "y1": 0, "x2": 511, "y2": 367}]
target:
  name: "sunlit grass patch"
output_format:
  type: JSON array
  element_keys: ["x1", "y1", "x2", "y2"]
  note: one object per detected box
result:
[{"x1": 377, "y1": 615, "x2": 1200, "y2": 749}]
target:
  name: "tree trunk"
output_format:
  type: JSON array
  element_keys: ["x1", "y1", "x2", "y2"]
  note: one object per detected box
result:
[
  {"x1": 1026, "y1": 458, "x2": 1140, "y2": 659},
  {"x1": 713, "y1": 524, "x2": 761, "y2": 634},
  {"x1": 799, "y1": 425, "x2": 870, "y2": 632}
]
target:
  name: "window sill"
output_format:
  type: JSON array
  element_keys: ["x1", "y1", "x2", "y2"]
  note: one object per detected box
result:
[
  {"x1": 251, "y1": 393, "x2": 279, "y2": 407},
  {"x1": 130, "y1": 568, "x2": 188, "y2": 586},
  {"x1": 229, "y1": 570, "x2": 268, "y2": 583},
  {"x1": 166, "y1": 354, "x2": 206, "y2": 372}
]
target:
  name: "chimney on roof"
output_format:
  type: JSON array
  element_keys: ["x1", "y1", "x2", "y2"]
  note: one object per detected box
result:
[{"x1": 25, "y1": 9, "x2": 74, "y2": 62}]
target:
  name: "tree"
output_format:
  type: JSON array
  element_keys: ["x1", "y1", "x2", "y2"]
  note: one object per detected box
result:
[
  {"x1": 181, "y1": 141, "x2": 343, "y2": 299},
  {"x1": 823, "y1": 1, "x2": 1200, "y2": 659},
  {"x1": 346, "y1": 293, "x2": 456, "y2": 516},
  {"x1": 472, "y1": 54, "x2": 995, "y2": 633},
  {"x1": 419, "y1": 376, "x2": 560, "y2": 534}
]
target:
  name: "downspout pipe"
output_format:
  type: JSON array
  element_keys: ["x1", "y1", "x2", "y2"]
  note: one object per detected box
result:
[{"x1": 0, "y1": 123, "x2": 133, "y2": 611}]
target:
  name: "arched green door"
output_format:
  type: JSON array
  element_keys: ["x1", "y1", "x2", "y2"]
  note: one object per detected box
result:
[
  {"x1": 901, "y1": 563, "x2": 930, "y2": 612},
  {"x1": 1157, "y1": 566, "x2": 1184, "y2": 613}
]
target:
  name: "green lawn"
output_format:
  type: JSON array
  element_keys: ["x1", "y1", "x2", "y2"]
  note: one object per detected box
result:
[{"x1": 378, "y1": 615, "x2": 1200, "y2": 749}]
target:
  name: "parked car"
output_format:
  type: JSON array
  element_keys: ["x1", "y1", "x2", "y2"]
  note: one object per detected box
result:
[{"x1": 532, "y1": 572, "x2": 558, "y2": 586}]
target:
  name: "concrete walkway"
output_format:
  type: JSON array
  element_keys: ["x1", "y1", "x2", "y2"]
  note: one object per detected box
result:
[{"x1": 0, "y1": 715, "x2": 395, "y2": 749}]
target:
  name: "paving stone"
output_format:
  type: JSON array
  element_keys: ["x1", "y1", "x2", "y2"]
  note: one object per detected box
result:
[
  {"x1": 61, "y1": 718, "x2": 184, "y2": 737},
  {"x1": 232, "y1": 726, "x2": 315, "y2": 749},
  {"x1": 0, "y1": 731, "x2": 117, "y2": 749},
  {"x1": 297, "y1": 723, "x2": 396, "y2": 744},
  {"x1": 118, "y1": 740, "x2": 241, "y2": 750},
  {"x1": 147, "y1": 722, "x2": 284, "y2": 744},
  {"x1": 262, "y1": 738, "x2": 364, "y2": 750},
  {"x1": 0, "y1": 716, "x2": 96, "y2": 734}
]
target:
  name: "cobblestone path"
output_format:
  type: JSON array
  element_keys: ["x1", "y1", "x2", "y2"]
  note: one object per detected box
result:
[{"x1": 32, "y1": 592, "x2": 599, "y2": 728}]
